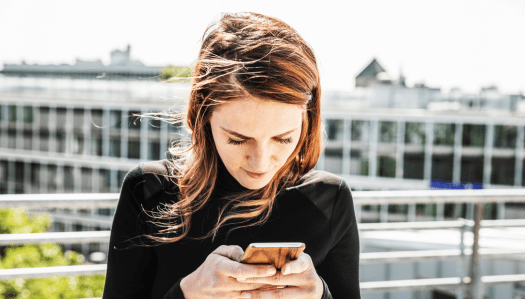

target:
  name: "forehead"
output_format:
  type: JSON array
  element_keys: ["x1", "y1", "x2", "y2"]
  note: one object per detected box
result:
[{"x1": 212, "y1": 99, "x2": 303, "y2": 132}]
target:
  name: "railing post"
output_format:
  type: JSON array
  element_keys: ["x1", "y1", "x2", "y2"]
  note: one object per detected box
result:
[
  {"x1": 468, "y1": 203, "x2": 484, "y2": 299},
  {"x1": 380, "y1": 204, "x2": 388, "y2": 223},
  {"x1": 408, "y1": 203, "x2": 416, "y2": 222},
  {"x1": 457, "y1": 218, "x2": 467, "y2": 299}
]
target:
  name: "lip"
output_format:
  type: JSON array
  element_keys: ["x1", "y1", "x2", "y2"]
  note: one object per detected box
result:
[{"x1": 243, "y1": 169, "x2": 268, "y2": 179}]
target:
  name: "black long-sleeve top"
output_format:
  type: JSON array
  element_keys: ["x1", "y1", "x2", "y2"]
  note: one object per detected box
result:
[{"x1": 102, "y1": 159, "x2": 361, "y2": 299}]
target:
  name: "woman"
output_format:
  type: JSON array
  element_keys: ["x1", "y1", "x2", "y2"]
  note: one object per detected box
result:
[{"x1": 102, "y1": 12, "x2": 361, "y2": 299}]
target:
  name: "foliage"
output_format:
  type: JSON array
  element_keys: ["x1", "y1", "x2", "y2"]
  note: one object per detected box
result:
[
  {"x1": 0, "y1": 209, "x2": 105, "y2": 299},
  {"x1": 161, "y1": 65, "x2": 193, "y2": 82}
]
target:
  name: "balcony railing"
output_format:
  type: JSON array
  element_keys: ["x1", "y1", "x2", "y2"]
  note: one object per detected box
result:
[{"x1": 1, "y1": 189, "x2": 525, "y2": 299}]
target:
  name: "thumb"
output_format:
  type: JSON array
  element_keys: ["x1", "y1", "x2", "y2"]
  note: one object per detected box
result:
[{"x1": 212, "y1": 245, "x2": 245, "y2": 262}]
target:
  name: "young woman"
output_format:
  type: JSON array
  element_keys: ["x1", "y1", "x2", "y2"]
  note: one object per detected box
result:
[{"x1": 102, "y1": 12, "x2": 361, "y2": 299}]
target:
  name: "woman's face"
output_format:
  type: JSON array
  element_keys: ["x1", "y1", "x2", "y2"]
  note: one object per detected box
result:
[{"x1": 209, "y1": 98, "x2": 304, "y2": 190}]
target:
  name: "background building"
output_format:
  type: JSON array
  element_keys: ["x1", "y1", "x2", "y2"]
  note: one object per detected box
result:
[{"x1": 1, "y1": 53, "x2": 524, "y2": 298}]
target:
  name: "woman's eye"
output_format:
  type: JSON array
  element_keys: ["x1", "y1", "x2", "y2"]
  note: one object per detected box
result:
[
  {"x1": 228, "y1": 138, "x2": 246, "y2": 145},
  {"x1": 227, "y1": 138, "x2": 293, "y2": 145},
  {"x1": 278, "y1": 138, "x2": 293, "y2": 144}
]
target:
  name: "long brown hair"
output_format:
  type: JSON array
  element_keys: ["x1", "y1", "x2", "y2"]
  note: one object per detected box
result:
[{"x1": 132, "y1": 12, "x2": 323, "y2": 247}]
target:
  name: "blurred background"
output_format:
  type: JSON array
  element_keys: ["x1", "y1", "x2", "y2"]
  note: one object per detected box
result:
[{"x1": 0, "y1": 0, "x2": 524, "y2": 298}]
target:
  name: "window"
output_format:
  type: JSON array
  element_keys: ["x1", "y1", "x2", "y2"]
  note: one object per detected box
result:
[
  {"x1": 64, "y1": 166, "x2": 74, "y2": 193},
  {"x1": 434, "y1": 123, "x2": 455, "y2": 146},
  {"x1": 98, "y1": 169, "x2": 110, "y2": 193},
  {"x1": 0, "y1": 160, "x2": 6, "y2": 194},
  {"x1": 7, "y1": 128, "x2": 16, "y2": 149},
  {"x1": 23, "y1": 129, "x2": 32, "y2": 150},
  {"x1": 462, "y1": 124, "x2": 485, "y2": 147},
  {"x1": 405, "y1": 122, "x2": 426, "y2": 145},
  {"x1": 324, "y1": 148, "x2": 343, "y2": 174},
  {"x1": 169, "y1": 121, "x2": 182, "y2": 134},
  {"x1": 118, "y1": 171, "x2": 127, "y2": 189},
  {"x1": 73, "y1": 224, "x2": 84, "y2": 232},
  {"x1": 326, "y1": 119, "x2": 343, "y2": 141},
  {"x1": 377, "y1": 155, "x2": 396, "y2": 178},
  {"x1": 91, "y1": 134, "x2": 102, "y2": 156},
  {"x1": 460, "y1": 157, "x2": 484, "y2": 184},
  {"x1": 431, "y1": 155, "x2": 453, "y2": 183},
  {"x1": 40, "y1": 130, "x2": 49, "y2": 152},
  {"x1": 148, "y1": 117, "x2": 161, "y2": 131},
  {"x1": 110, "y1": 110, "x2": 122, "y2": 129},
  {"x1": 23, "y1": 106, "x2": 34, "y2": 123},
  {"x1": 15, "y1": 161, "x2": 24, "y2": 194},
  {"x1": 110, "y1": 137, "x2": 121, "y2": 157},
  {"x1": 491, "y1": 158, "x2": 515, "y2": 186},
  {"x1": 90, "y1": 109, "x2": 103, "y2": 128},
  {"x1": 403, "y1": 154, "x2": 424, "y2": 179},
  {"x1": 128, "y1": 140, "x2": 141, "y2": 159},
  {"x1": 379, "y1": 121, "x2": 397, "y2": 143},
  {"x1": 39, "y1": 107, "x2": 50, "y2": 127},
  {"x1": 81, "y1": 167, "x2": 92, "y2": 193},
  {"x1": 128, "y1": 110, "x2": 141, "y2": 130},
  {"x1": 350, "y1": 150, "x2": 369, "y2": 176},
  {"x1": 56, "y1": 131, "x2": 66, "y2": 153},
  {"x1": 73, "y1": 134, "x2": 84, "y2": 154},
  {"x1": 351, "y1": 120, "x2": 370, "y2": 143},
  {"x1": 148, "y1": 141, "x2": 160, "y2": 160},
  {"x1": 493, "y1": 125, "x2": 516, "y2": 149},
  {"x1": 30, "y1": 163, "x2": 40, "y2": 191},
  {"x1": 47, "y1": 164, "x2": 58, "y2": 193},
  {"x1": 98, "y1": 209, "x2": 111, "y2": 216},
  {"x1": 73, "y1": 108, "x2": 84, "y2": 131},
  {"x1": 8, "y1": 105, "x2": 16, "y2": 122}
]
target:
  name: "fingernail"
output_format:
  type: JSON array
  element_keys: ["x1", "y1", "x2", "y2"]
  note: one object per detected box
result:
[
  {"x1": 241, "y1": 292, "x2": 251, "y2": 298},
  {"x1": 283, "y1": 266, "x2": 290, "y2": 275},
  {"x1": 267, "y1": 267, "x2": 276, "y2": 275}
]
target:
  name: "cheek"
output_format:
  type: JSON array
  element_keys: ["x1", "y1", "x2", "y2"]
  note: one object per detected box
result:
[{"x1": 218, "y1": 142, "x2": 244, "y2": 166}]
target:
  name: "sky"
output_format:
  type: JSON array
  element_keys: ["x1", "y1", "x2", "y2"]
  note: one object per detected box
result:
[{"x1": 1, "y1": 0, "x2": 524, "y2": 94}]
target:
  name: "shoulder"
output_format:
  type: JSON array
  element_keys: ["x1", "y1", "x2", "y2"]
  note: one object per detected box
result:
[
  {"x1": 120, "y1": 159, "x2": 179, "y2": 207},
  {"x1": 292, "y1": 171, "x2": 356, "y2": 246},
  {"x1": 289, "y1": 170, "x2": 351, "y2": 202},
  {"x1": 287, "y1": 170, "x2": 353, "y2": 219}
]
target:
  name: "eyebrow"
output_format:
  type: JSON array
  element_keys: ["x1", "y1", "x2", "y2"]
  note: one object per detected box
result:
[{"x1": 220, "y1": 126, "x2": 298, "y2": 140}]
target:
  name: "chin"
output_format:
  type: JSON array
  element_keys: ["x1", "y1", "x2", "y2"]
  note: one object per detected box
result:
[
  {"x1": 240, "y1": 180, "x2": 269, "y2": 190},
  {"x1": 237, "y1": 175, "x2": 271, "y2": 190}
]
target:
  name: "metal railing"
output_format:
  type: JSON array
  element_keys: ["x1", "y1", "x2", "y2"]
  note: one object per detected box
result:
[{"x1": 1, "y1": 189, "x2": 525, "y2": 299}]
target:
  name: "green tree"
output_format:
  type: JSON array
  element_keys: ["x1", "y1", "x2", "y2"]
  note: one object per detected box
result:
[
  {"x1": 0, "y1": 209, "x2": 105, "y2": 299},
  {"x1": 161, "y1": 65, "x2": 193, "y2": 82}
]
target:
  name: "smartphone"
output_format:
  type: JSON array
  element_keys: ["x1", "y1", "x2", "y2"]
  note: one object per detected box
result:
[{"x1": 240, "y1": 242, "x2": 306, "y2": 270}]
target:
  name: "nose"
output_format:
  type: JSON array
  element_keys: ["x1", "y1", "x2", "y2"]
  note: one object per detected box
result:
[{"x1": 246, "y1": 142, "x2": 271, "y2": 172}]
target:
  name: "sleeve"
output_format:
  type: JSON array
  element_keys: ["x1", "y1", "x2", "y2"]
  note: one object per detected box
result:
[
  {"x1": 101, "y1": 164, "x2": 187, "y2": 299},
  {"x1": 316, "y1": 178, "x2": 361, "y2": 299}
]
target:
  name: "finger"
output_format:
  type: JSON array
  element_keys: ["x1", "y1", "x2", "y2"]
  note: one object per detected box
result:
[
  {"x1": 241, "y1": 285, "x2": 301, "y2": 299},
  {"x1": 229, "y1": 278, "x2": 275, "y2": 291},
  {"x1": 237, "y1": 269, "x2": 297, "y2": 286},
  {"x1": 215, "y1": 257, "x2": 277, "y2": 280},
  {"x1": 212, "y1": 244, "x2": 244, "y2": 262},
  {"x1": 281, "y1": 253, "x2": 312, "y2": 275}
]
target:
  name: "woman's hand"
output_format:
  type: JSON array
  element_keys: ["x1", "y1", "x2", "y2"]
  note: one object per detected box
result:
[
  {"x1": 180, "y1": 245, "x2": 279, "y2": 299},
  {"x1": 236, "y1": 252, "x2": 324, "y2": 299}
]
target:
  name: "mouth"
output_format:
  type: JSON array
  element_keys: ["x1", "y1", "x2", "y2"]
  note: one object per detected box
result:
[{"x1": 243, "y1": 169, "x2": 268, "y2": 179}]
